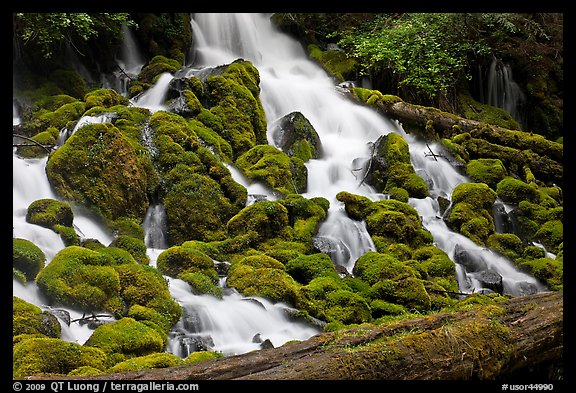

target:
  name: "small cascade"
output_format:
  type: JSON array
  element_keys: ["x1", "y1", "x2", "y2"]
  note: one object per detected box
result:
[
  {"x1": 131, "y1": 72, "x2": 174, "y2": 113},
  {"x1": 485, "y1": 56, "x2": 526, "y2": 129},
  {"x1": 142, "y1": 203, "x2": 169, "y2": 249},
  {"x1": 166, "y1": 278, "x2": 321, "y2": 357}
]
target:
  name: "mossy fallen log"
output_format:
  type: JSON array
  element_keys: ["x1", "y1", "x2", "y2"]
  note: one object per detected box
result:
[{"x1": 37, "y1": 291, "x2": 562, "y2": 380}]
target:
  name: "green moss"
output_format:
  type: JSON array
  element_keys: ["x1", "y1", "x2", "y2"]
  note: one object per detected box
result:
[
  {"x1": 496, "y1": 177, "x2": 540, "y2": 204},
  {"x1": 466, "y1": 158, "x2": 508, "y2": 190},
  {"x1": 236, "y1": 144, "x2": 305, "y2": 196},
  {"x1": 534, "y1": 220, "x2": 563, "y2": 255},
  {"x1": 156, "y1": 245, "x2": 216, "y2": 279},
  {"x1": 285, "y1": 253, "x2": 338, "y2": 285},
  {"x1": 226, "y1": 265, "x2": 302, "y2": 305},
  {"x1": 46, "y1": 122, "x2": 150, "y2": 222},
  {"x1": 35, "y1": 246, "x2": 124, "y2": 315},
  {"x1": 178, "y1": 271, "x2": 224, "y2": 298},
  {"x1": 516, "y1": 257, "x2": 562, "y2": 291},
  {"x1": 13, "y1": 297, "x2": 61, "y2": 338},
  {"x1": 108, "y1": 352, "x2": 184, "y2": 373},
  {"x1": 308, "y1": 44, "x2": 357, "y2": 82},
  {"x1": 13, "y1": 238, "x2": 45, "y2": 282},
  {"x1": 109, "y1": 235, "x2": 149, "y2": 265},
  {"x1": 486, "y1": 234, "x2": 525, "y2": 261},
  {"x1": 116, "y1": 264, "x2": 182, "y2": 332},
  {"x1": 13, "y1": 337, "x2": 107, "y2": 379},
  {"x1": 84, "y1": 318, "x2": 167, "y2": 365},
  {"x1": 227, "y1": 200, "x2": 291, "y2": 243},
  {"x1": 84, "y1": 88, "x2": 129, "y2": 110},
  {"x1": 184, "y1": 351, "x2": 224, "y2": 364}
]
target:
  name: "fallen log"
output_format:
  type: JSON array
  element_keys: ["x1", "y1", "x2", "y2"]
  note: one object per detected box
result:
[{"x1": 40, "y1": 291, "x2": 562, "y2": 381}]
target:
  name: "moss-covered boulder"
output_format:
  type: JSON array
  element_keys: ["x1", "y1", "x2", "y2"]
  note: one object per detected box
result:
[
  {"x1": 308, "y1": 43, "x2": 358, "y2": 82},
  {"x1": 466, "y1": 158, "x2": 508, "y2": 190},
  {"x1": 13, "y1": 238, "x2": 46, "y2": 282},
  {"x1": 227, "y1": 200, "x2": 292, "y2": 243},
  {"x1": 226, "y1": 263, "x2": 302, "y2": 306},
  {"x1": 496, "y1": 177, "x2": 540, "y2": 204},
  {"x1": 285, "y1": 253, "x2": 338, "y2": 285},
  {"x1": 204, "y1": 59, "x2": 268, "y2": 158},
  {"x1": 46, "y1": 122, "x2": 150, "y2": 222},
  {"x1": 271, "y1": 111, "x2": 323, "y2": 162},
  {"x1": 35, "y1": 246, "x2": 123, "y2": 315},
  {"x1": 300, "y1": 276, "x2": 371, "y2": 325},
  {"x1": 84, "y1": 317, "x2": 167, "y2": 366},
  {"x1": 280, "y1": 194, "x2": 329, "y2": 250},
  {"x1": 445, "y1": 182, "x2": 497, "y2": 246},
  {"x1": 236, "y1": 144, "x2": 307, "y2": 196},
  {"x1": 156, "y1": 245, "x2": 219, "y2": 286},
  {"x1": 84, "y1": 88, "x2": 129, "y2": 110},
  {"x1": 13, "y1": 337, "x2": 107, "y2": 379},
  {"x1": 364, "y1": 133, "x2": 429, "y2": 198},
  {"x1": 13, "y1": 297, "x2": 61, "y2": 338},
  {"x1": 109, "y1": 235, "x2": 149, "y2": 265}
]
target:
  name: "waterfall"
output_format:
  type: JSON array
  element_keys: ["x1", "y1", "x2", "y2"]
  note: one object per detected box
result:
[{"x1": 485, "y1": 56, "x2": 526, "y2": 129}]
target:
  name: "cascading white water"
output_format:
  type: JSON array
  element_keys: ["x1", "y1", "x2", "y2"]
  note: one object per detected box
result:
[{"x1": 485, "y1": 56, "x2": 526, "y2": 129}]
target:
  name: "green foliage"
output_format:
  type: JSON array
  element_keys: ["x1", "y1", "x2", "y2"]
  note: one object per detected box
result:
[
  {"x1": 14, "y1": 13, "x2": 135, "y2": 59},
  {"x1": 13, "y1": 238, "x2": 46, "y2": 282}
]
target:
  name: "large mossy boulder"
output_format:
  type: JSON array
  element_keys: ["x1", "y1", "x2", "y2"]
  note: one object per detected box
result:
[
  {"x1": 203, "y1": 59, "x2": 268, "y2": 158},
  {"x1": 13, "y1": 337, "x2": 107, "y2": 379},
  {"x1": 466, "y1": 158, "x2": 508, "y2": 190},
  {"x1": 227, "y1": 200, "x2": 292, "y2": 243},
  {"x1": 46, "y1": 122, "x2": 150, "y2": 222}
]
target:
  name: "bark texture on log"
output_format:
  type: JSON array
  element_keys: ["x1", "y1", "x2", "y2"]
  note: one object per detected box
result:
[{"x1": 41, "y1": 291, "x2": 563, "y2": 381}]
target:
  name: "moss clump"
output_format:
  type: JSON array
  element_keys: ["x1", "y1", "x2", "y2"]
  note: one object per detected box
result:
[
  {"x1": 184, "y1": 350, "x2": 224, "y2": 364},
  {"x1": 46, "y1": 122, "x2": 150, "y2": 222},
  {"x1": 84, "y1": 88, "x2": 129, "y2": 110},
  {"x1": 486, "y1": 234, "x2": 525, "y2": 261},
  {"x1": 236, "y1": 144, "x2": 306, "y2": 196},
  {"x1": 446, "y1": 182, "x2": 497, "y2": 246},
  {"x1": 496, "y1": 177, "x2": 540, "y2": 204},
  {"x1": 227, "y1": 200, "x2": 291, "y2": 243},
  {"x1": 226, "y1": 264, "x2": 302, "y2": 306},
  {"x1": 280, "y1": 194, "x2": 329, "y2": 250},
  {"x1": 466, "y1": 158, "x2": 508, "y2": 190},
  {"x1": 156, "y1": 245, "x2": 218, "y2": 283},
  {"x1": 13, "y1": 297, "x2": 61, "y2": 338},
  {"x1": 516, "y1": 256, "x2": 562, "y2": 291},
  {"x1": 108, "y1": 352, "x2": 184, "y2": 373},
  {"x1": 109, "y1": 235, "x2": 149, "y2": 265},
  {"x1": 35, "y1": 246, "x2": 124, "y2": 316},
  {"x1": 206, "y1": 60, "x2": 268, "y2": 158},
  {"x1": 13, "y1": 238, "x2": 46, "y2": 282},
  {"x1": 84, "y1": 317, "x2": 167, "y2": 366},
  {"x1": 285, "y1": 253, "x2": 338, "y2": 285},
  {"x1": 13, "y1": 337, "x2": 107, "y2": 379},
  {"x1": 366, "y1": 133, "x2": 429, "y2": 198}
]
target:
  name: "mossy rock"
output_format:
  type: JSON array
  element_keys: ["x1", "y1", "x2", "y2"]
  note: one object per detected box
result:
[
  {"x1": 285, "y1": 253, "x2": 338, "y2": 285},
  {"x1": 486, "y1": 233, "x2": 525, "y2": 261},
  {"x1": 46, "y1": 122, "x2": 150, "y2": 222},
  {"x1": 307, "y1": 44, "x2": 358, "y2": 82},
  {"x1": 163, "y1": 172, "x2": 243, "y2": 244},
  {"x1": 516, "y1": 257, "x2": 562, "y2": 291},
  {"x1": 534, "y1": 220, "x2": 563, "y2": 255},
  {"x1": 446, "y1": 182, "x2": 497, "y2": 246},
  {"x1": 13, "y1": 337, "x2": 107, "y2": 379},
  {"x1": 116, "y1": 263, "x2": 182, "y2": 332},
  {"x1": 466, "y1": 158, "x2": 508, "y2": 190},
  {"x1": 280, "y1": 194, "x2": 329, "y2": 248},
  {"x1": 109, "y1": 235, "x2": 150, "y2": 265},
  {"x1": 13, "y1": 297, "x2": 61, "y2": 338},
  {"x1": 227, "y1": 200, "x2": 291, "y2": 243},
  {"x1": 13, "y1": 238, "x2": 46, "y2": 282},
  {"x1": 35, "y1": 246, "x2": 124, "y2": 316},
  {"x1": 271, "y1": 111, "x2": 323, "y2": 162},
  {"x1": 226, "y1": 265, "x2": 302, "y2": 306},
  {"x1": 205, "y1": 60, "x2": 267, "y2": 158},
  {"x1": 108, "y1": 352, "x2": 184, "y2": 373},
  {"x1": 84, "y1": 88, "x2": 129, "y2": 110},
  {"x1": 84, "y1": 317, "x2": 167, "y2": 365},
  {"x1": 496, "y1": 177, "x2": 540, "y2": 204},
  {"x1": 178, "y1": 271, "x2": 224, "y2": 298},
  {"x1": 156, "y1": 245, "x2": 217, "y2": 281},
  {"x1": 236, "y1": 144, "x2": 306, "y2": 196}
]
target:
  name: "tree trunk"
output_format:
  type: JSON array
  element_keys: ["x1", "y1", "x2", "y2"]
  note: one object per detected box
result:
[{"x1": 42, "y1": 291, "x2": 562, "y2": 381}]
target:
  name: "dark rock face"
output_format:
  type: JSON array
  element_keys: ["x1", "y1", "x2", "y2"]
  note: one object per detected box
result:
[{"x1": 271, "y1": 111, "x2": 323, "y2": 161}]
